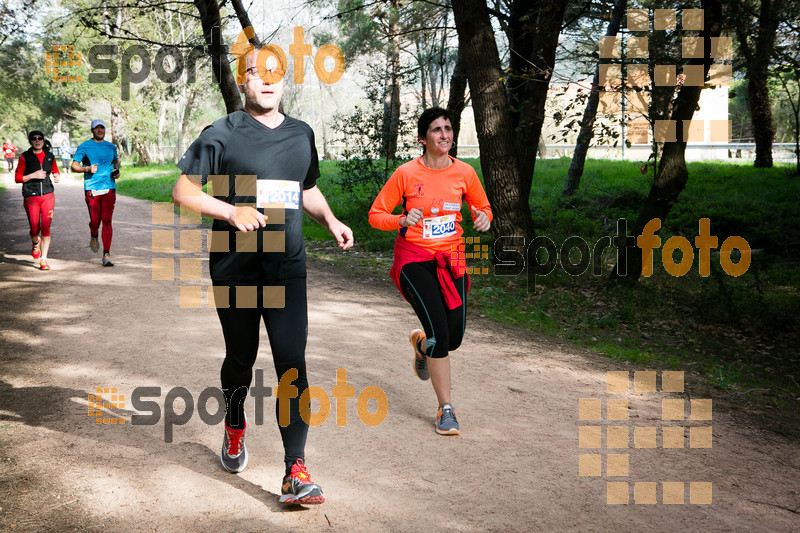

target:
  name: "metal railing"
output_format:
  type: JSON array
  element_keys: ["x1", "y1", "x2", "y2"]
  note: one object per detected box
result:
[{"x1": 320, "y1": 143, "x2": 798, "y2": 161}]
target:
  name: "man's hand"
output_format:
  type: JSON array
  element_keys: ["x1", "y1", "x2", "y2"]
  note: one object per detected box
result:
[
  {"x1": 29, "y1": 169, "x2": 46, "y2": 180},
  {"x1": 53, "y1": 173, "x2": 60, "y2": 184},
  {"x1": 90, "y1": 164, "x2": 98, "y2": 173},
  {"x1": 400, "y1": 208, "x2": 424, "y2": 227},
  {"x1": 327, "y1": 219, "x2": 354, "y2": 250},
  {"x1": 229, "y1": 205, "x2": 267, "y2": 232},
  {"x1": 471, "y1": 206, "x2": 491, "y2": 232},
  {"x1": 111, "y1": 169, "x2": 120, "y2": 180}
]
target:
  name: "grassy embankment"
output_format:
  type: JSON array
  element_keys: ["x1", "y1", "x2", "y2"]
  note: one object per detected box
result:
[{"x1": 116, "y1": 159, "x2": 800, "y2": 425}]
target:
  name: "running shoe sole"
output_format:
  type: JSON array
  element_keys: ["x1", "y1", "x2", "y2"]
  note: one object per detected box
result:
[{"x1": 279, "y1": 492, "x2": 325, "y2": 505}]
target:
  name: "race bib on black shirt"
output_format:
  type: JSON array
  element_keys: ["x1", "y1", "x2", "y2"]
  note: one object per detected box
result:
[{"x1": 177, "y1": 111, "x2": 320, "y2": 282}]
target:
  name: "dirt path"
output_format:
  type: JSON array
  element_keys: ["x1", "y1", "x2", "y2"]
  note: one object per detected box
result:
[{"x1": 0, "y1": 171, "x2": 798, "y2": 532}]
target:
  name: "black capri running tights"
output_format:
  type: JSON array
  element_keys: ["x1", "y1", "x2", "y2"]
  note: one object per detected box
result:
[
  {"x1": 214, "y1": 277, "x2": 308, "y2": 469},
  {"x1": 398, "y1": 261, "x2": 468, "y2": 359}
]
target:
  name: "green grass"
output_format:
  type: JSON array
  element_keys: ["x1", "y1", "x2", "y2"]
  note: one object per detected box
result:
[
  {"x1": 114, "y1": 159, "x2": 800, "y2": 424},
  {"x1": 115, "y1": 163, "x2": 181, "y2": 202}
]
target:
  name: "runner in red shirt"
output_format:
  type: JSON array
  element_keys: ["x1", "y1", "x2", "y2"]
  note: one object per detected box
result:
[
  {"x1": 4, "y1": 138, "x2": 19, "y2": 172},
  {"x1": 369, "y1": 107, "x2": 493, "y2": 435},
  {"x1": 15, "y1": 131, "x2": 60, "y2": 270}
]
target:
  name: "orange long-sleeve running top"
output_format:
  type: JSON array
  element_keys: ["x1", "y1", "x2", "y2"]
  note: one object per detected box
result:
[{"x1": 368, "y1": 156, "x2": 493, "y2": 255}]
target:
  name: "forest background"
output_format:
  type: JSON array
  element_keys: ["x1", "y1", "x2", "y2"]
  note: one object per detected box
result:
[{"x1": 0, "y1": 0, "x2": 798, "y2": 430}]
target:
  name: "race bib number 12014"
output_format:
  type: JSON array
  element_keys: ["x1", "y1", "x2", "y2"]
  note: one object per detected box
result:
[{"x1": 256, "y1": 180, "x2": 300, "y2": 209}]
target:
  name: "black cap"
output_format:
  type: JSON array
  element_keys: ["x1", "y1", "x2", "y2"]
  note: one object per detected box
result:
[{"x1": 28, "y1": 130, "x2": 45, "y2": 141}]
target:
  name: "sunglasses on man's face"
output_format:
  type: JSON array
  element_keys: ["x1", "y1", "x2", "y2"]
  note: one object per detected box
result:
[{"x1": 30, "y1": 137, "x2": 44, "y2": 141}]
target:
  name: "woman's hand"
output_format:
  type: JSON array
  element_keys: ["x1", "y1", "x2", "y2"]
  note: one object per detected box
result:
[
  {"x1": 471, "y1": 206, "x2": 491, "y2": 232},
  {"x1": 400, "y1": 208, "x2": 424, "y2": 227},
  {"x1": 20, "y1": 170, "x2": 49, "y2": 182}
]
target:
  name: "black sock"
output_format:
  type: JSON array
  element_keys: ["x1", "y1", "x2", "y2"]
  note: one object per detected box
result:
[{"x1": 103, "y1": 250, "x2": 109, "y2": 255}]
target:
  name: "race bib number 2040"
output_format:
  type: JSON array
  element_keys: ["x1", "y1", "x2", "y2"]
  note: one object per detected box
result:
[
  {"x1": 256, "y1": 180, "x2": 300, "y2": 209},
  {"x1": 423, "y1": 214, "x2": 457, "y2": 239}
]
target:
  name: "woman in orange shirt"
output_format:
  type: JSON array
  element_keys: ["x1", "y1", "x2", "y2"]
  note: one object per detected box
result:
[{"x1": 369, "y1": 107, "x2": 492, "y2": 435}]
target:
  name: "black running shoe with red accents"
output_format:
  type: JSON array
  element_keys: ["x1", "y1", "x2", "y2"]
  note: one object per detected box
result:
[
  {"x1": 279, "y1": 459, "x2": 325, "y2": 505},
  {"x1": 220, "y1": 418, "x2": 248, "y2": 473}
]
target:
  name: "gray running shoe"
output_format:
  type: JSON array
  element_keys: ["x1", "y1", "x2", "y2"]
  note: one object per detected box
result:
[
  {"x1": 435, "y1": 403, "x2": 459, "y2": 435},
  {"x1": 220, "y1": 418, "x2": 248, "y2": 473},
  {"x1": 102, "y1": 253, "x2": 114, "y2": 267},
  {"x1": 90, "y1": 235, "x2": 99, "y2": 253},
  {"x1": 410, "y1": 329, "x2": 429, "y2": 380}
]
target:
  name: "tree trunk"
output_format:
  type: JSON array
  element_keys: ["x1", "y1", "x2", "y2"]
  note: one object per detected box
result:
[
  {"x1": 774, "y1": 69, "x2": 800, "y2": 176},
  {"x1": 416, "y1": 40, "x2": 428, "y2": 108},
  {"x1": 507, "y1": 0, "x2": 567, "y2": 196},
  {"x1": 193, "y1": 0, "x2": 242, "y2": 114},
  {"x1": 157, "y1": 102, "x2": 166, "y2": 165},
  {"x1": 175, "y1": 87, "x2": 198, "y2": 163},
  {"x1": 795, "y1": 104, "x2": 800, "y2": 176},
  {"x1": 564, "y1": 0, "x2": 627, "y2": 196},
  {"x1": 381, "y1": 0, "x2": 401, "y2": 160},
  {"x1": 447, "y1": 45, "x2": 467, "y2": 158},
  {"x1": 452, "y1": 0, "x2": 534, "y2": 239},
  {"x1": 428, "y1": 53, "x2": 439, "y2": 107},
  {"x1": 110, "y1": 104, "x2": 125, "y2": 155},
  {"x1": 612, "y1": 0, "x2": 722, "y2": 281},
  {"x1": 736, "y1": 0, "x2": 785, "y2": 168},
  {"x1": 749, "y1": 73, "x2": 775, "y2": 167},
  {"x1": 135, "y1": 137, "x2": 151, "y2": 166}
]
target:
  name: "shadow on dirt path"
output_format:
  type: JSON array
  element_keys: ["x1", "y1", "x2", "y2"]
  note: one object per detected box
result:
[{"x1": 1, "y1": 172, "x2": 798, "y2": 531}]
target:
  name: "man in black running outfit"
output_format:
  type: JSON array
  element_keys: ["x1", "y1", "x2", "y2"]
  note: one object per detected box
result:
[{"x1": 172, "y1": 48, "x2": 353, "y2": 505}]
